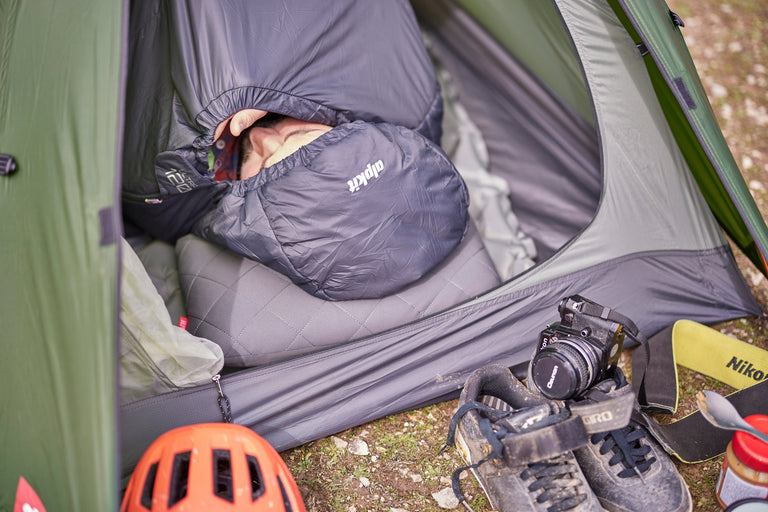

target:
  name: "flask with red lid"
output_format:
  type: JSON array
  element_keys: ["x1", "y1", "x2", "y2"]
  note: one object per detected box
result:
[{"x1": 716, "y1": 414, "x2": 768, "y2": 509}]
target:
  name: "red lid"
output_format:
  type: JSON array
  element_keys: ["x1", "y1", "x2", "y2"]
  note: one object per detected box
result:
[{"x1": 732, "y1": 414, "x2": 768, "y2": 472}]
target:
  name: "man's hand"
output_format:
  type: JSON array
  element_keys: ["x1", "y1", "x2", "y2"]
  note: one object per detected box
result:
[{"x1": 214, "y1": 109, "x2": 267, "y2": 141}]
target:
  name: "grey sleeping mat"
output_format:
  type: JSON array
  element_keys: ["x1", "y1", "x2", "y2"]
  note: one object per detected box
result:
[{"x1": 176, "y1": 222, "x2": 500, "y2": 367}]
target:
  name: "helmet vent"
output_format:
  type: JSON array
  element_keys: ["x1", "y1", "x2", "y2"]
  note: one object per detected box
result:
[
  {"x1": 140, "y1": 462, "x2": 159, "y2": 509},
  {"x1": 168, "y1": 451, "x2": 191, "y2": 507},
  {"x1": 246, "y1": 454, "x2": 265, "y2": 501},
  {"x1": 277, "y1": 476, "x2": 294, "y2": 512},
  {"x1": 213, "y1": 449, "x2": 234, "y2": 502}
]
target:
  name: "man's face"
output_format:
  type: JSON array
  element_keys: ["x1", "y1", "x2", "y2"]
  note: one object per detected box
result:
[{"x1": 240, "y1": 117, "x2": 332, "y2": 180}]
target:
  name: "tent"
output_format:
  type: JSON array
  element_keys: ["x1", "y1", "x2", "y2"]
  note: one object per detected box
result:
[{"x1": 1, "y1": 0, "x2": 766, "y2": 510}]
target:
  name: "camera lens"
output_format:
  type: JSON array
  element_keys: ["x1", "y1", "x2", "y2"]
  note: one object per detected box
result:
[{"x1": 531, "y1": 342, "x2": 594, "y2": 400}]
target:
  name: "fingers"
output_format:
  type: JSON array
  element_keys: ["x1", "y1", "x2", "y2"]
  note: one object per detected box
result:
[
  {"x1": 231, "y1": 109, "x2": 267, "y2": 137},
  {"x1": 213, "y1": 109, "x2": 268, "y2": 141},
  {"x1": 214, "y1": 114, "x2": 234, "y2": 142}
]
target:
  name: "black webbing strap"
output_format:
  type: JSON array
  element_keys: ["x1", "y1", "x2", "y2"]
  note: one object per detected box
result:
[
  {"x1": 631, "y1": 324, "x2": 677, "y2": 414},
  {"x1": 636, "y1": 381, "x2": 768, "y2": 463},
  {"x1": 578, "y1": 301, "x2": 642, "y2": 342},
  {"x1": 630, "y1": 322, "x2": 768, "y2": 463}
]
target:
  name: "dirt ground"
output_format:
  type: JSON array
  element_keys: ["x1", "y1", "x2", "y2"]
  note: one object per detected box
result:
[{"x1": 283, "y1": 2, "x2": 768, "y2": 511}]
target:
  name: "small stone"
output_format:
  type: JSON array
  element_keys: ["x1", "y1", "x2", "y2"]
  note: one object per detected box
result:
[
  {"x1": 331, "y1": 436, "x2": 348, "y2": 450},
  {"x1": 720, "y1": 103, "x2": 733, "y2": 120},
  {"x1": 432, "y1": 487, "x2": 460, "y2": 509},
  {"x1": 359, "y1": 476, "x2": 370, "y2": 487},
  {"x1": 348, "y1": 438, "x2": 370, "y2": 456},
  {"x1": 748, "y1": 268, "x2": 765, "y2": 287},
  {"x1": 710, "y1": 83, "x2": 728, "y2": 98},
  {"x1": 409, "y1": 474, "x2": 423, "y2": 483}
]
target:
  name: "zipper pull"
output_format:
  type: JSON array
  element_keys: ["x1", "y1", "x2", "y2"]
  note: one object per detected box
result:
[{"x1": 212, "y1": 374, "x2": 232, "y2": 423}]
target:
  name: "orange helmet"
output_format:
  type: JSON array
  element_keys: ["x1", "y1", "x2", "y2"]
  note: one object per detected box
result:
[{"x1": 121, "y1": 423, "x2": 306, "y2": 512}]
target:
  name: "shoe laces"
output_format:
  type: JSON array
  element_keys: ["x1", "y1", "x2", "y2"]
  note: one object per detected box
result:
[
  {"x1": 521, "y1": 455, "x2": 588, "y2": 512},
  {"x1": 575, "y1": 369, "x2": 656, "y2": 480},
  {"x1": 590, "y1": 420, "x2": 656, "y2": 479},
  {"x1": 441, "y1": 400, "x2": 589, "y2": 512}
]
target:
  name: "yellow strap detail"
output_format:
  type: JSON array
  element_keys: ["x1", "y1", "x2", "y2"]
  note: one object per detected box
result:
[{"x1": 672, "y1": 319, "x2": 768, "y2": 390}]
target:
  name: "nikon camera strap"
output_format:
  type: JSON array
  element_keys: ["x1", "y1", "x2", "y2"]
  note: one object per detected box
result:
[{"x1": 631, "y1": 320, "x2": 768, "y2": 463}]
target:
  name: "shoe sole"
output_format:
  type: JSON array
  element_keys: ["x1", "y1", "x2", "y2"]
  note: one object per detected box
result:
[{"x1": 455, "y1": 427, "x2": 501, "y2": 511}]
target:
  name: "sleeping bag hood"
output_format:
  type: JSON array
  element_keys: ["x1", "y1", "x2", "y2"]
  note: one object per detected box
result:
[
  {"x1": 122, "y1": 0, "x2": 468, "y2": 299},
  {"x1": 198, "y1": 121, "x2": 469, "y2": 300}
]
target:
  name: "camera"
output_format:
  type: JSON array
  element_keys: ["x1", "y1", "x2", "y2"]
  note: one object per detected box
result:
[{"x1": 529, "y1": 295, "x2": 626, "y2": 400}]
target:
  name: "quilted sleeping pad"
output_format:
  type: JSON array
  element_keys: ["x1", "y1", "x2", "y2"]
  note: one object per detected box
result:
[{"x1": 176, "y1": 221, "x2": 500, "y2": 367}]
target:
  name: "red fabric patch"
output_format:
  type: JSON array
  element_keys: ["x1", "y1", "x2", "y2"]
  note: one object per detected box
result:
[
  {"x1": 14, "y1": 476, "x2": 47, "y2": 512},
  {"x1": 212, "y1": 122, "x2": 240, "y2": 181}
]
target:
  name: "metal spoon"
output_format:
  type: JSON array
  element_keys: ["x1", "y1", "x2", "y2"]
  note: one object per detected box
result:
[{"x1": 696, "y1": 390, "x2": 768, "y2": 445}]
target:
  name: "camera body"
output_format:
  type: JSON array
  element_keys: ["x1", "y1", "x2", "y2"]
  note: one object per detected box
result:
[{"x1": 530, "y1": 295, "x2": 625, "y2": 400}]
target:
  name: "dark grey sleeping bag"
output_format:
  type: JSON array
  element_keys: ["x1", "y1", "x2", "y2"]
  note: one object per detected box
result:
[
  {"x1": 196, "y1": 121, "x2": 469, "y2": 300},
  {"x1": 123, "y1": 0, "x2": 469, "y2": 300}
]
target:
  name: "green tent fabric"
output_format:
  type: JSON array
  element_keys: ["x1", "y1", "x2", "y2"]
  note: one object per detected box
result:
[
  {"x1": 0, "y1": 0, "x2": 124, "y2": 510},
  {"x1": 2, "y1": 1, "x2": 768, "y2": 510},
  {"x1": 610, "y1": 0, "x2": 768, "y2": 273}
]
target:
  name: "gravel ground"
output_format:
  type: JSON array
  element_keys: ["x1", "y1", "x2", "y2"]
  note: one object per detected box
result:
[{"x1": 284, "y1": 2, "x2": 768, "y2": 511}]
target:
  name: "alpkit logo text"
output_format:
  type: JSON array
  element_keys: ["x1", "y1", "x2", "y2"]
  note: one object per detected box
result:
[
  {"x1": 347, "y1": 160, "x2": 384, "y2": 193},
  {"x1": 726, "y1": 356, "x2": 767, "y2": 382}
]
